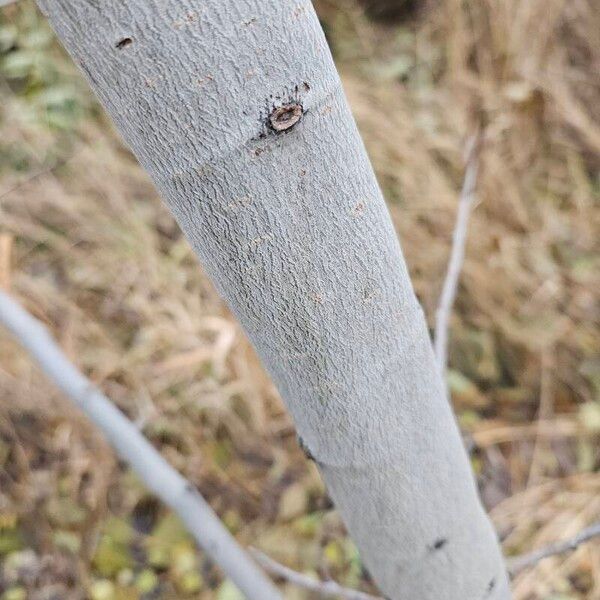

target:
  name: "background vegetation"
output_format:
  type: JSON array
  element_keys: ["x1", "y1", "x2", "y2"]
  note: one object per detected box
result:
[{"x1": 0, "y1": 0, "x2": 598, "y2": 598}]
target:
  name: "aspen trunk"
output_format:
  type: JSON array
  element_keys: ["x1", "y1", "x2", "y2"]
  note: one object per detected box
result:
[{"x1": 38, "y1": 1, "x2": 510, "y2": 597}]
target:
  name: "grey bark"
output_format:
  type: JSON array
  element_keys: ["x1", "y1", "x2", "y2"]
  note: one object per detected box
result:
[{"x1": 37, "y1": 1, "x2": 510, "y2": 598}]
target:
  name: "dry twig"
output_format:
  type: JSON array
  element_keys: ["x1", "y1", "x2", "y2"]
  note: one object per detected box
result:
[
  {"x1": 0, "y1": 290, "x2": 281, "y2": 600},
  {"x1": 434, "y1": 132, "x2": 481, "y2": 372},
  {"x1": 431, "y1": 132, "x2": 600, "y2": 581},
  {"x1": 508, "y1": 521, "x2": 600, "y2": 575},
  {"x1": 251, "y1": 548, "x2": 383, "y2": 600}
]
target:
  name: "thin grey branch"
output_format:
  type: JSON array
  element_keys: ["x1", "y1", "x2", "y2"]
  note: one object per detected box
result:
[
  {"x1": 0, "y1": 290, "x2": 281, "y2": 600},
  {"x1": 434, "y1": 133, "x2": 482, "y2": 372},
  {"x1": 250, "y1": 548, "x2": 383, "y2": 600},
  {"x1": 508, "y1": 521, "x2": 600, "y2": 575}
]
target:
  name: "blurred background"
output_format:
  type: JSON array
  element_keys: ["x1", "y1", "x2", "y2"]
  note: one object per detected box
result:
[{"x1": 0, "y1": 0, "x2": 598, "y2": 598}]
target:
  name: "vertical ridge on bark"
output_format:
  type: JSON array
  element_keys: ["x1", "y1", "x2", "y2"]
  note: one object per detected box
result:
[{"x1": 38, "y1": 1, "x2": 510, "y2": 597}]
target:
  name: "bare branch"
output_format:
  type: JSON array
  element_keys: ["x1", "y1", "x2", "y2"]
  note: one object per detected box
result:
[
  {"x1": 508, "y1": 521, "x2": 600, "y2": 576},
  {"x1": 0, "y1": 290, "x2": 281, "y2": 600},
  {"x1": 250, "y1": 548, "x2": 383, "y2": 600},
  {"x1": 434, "y1": 132, "x2": 482, "y2": 372}
]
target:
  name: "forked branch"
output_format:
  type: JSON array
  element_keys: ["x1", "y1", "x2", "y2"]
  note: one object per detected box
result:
[
  {"x1": 251, "y1": 548, "x2": 383, "y2": 600},
  {"x1": 508, "y1": 521, "x2": 600, "y2": 575}
]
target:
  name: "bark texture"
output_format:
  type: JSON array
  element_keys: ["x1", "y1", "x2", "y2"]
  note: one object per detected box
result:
[{"x1": 38, "y1": 1, "x2": 510, "y2": 598}]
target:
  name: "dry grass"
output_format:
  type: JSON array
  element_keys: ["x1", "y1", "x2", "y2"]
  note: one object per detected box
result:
[{"x1": 0, "y1": 0, "x2": 599, "y2": 598}]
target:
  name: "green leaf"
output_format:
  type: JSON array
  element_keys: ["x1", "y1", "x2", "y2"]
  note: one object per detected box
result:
[
  {"x1": 45, "y1": 496, "x2": 87, "y2": 527},
  {"x1": 1, "y1": 587, "x2": 27, "y2": 600},
  {"x1": 0, "y1": 25, "x2": 17, "y2": 53},
  {"x1": 134, "y1": 570, "x2": 158, "y2": 594},
  {"x1": 2, "y1": 50, "x2": 37, "y2": 79},
  {"x1": 146, "y1": 513, "x2": 190, "y2": 569},
  {"x1": 52, "y1": 530, "x2": 82, "y2": 554},
  {"x1": 89, "y1": 580, "x2": 115, "y2": 600},
  {"x1": 217, "y1": 580, "x2": 245, "y2": 600},
  {"x1": 92, "y1": 518, "x2": 135, "y2": 577},
  {"x1": 20, "y1": 28, "x2": 53, "y2": 50}
]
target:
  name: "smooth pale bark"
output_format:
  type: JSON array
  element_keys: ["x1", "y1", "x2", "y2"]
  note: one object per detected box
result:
[{"x1": 38, "y1": 1, "x2": 510, "y2": 598}]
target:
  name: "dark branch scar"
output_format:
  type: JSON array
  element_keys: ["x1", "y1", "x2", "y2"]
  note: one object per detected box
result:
[
  {"x1": 268, "y1": 103, "x2": 303, "y2": 132},
  {"x1": 116, "y1": 37, "x2": 133, "y2": 49},
  {"x1": 429, "y1": 537, "x2": 448, "y2": 552}
]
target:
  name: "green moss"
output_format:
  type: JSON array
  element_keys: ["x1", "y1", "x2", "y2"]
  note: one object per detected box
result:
[
  {"x1": 134, "y1": 569, "x2": 159, "y2": 594},
  {"x1": 1, "y1": 588, "x2": 27, "y2": 600},
  {"x1": 0, "y1": 530, "x2": 23, "y2": 556},
  {"x1": 92, "y1": 518, "x2": 135, "y2": 577},
  {"x1": 146, "y1": 513, "x2": 190, "y2": 569}
]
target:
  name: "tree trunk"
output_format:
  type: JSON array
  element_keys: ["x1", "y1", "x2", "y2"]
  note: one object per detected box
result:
[{"x1": 38, "y1": 1, "x2": 510, "y2": 597}]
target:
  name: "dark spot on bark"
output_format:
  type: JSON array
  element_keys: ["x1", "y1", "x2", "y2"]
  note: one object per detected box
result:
[
  {"x1": 486, "y1": 578, "x2": 496, "y2": 594},
  {"x1": 268, "y1": 103, "x2": 303, "y2": 132},
  {"x1": 429, "y1": 537, "x2": 448, "y2": 551},
  {"x1": 362, "y1": 288, "x2": 379, "y2": 302},
  {"x1": 116, "y1": 37, "x2": 133, "y2": 49},
  {"x1": 352, "y1": 201, "x2": 365, "y2": 215},
  {"x1": 303, "y1": 81, "x2": 311, "y2": 91}
]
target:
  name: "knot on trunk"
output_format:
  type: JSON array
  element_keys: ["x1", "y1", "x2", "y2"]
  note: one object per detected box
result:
[{"x1": 269, "y1": 103, "x2": 303, "y2": 132}]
